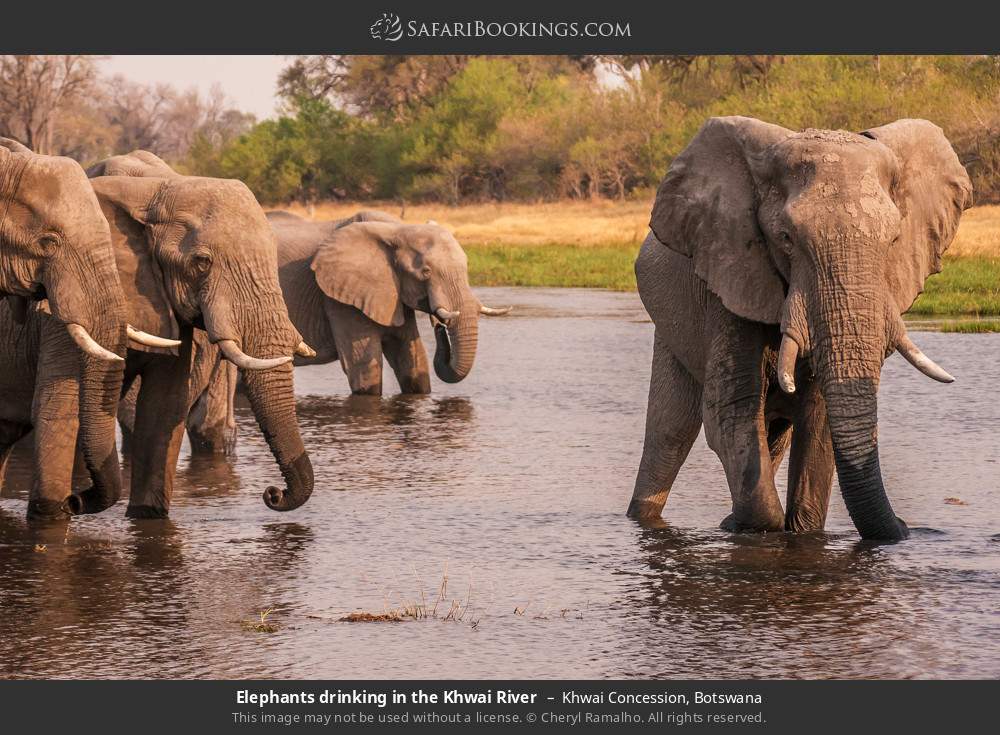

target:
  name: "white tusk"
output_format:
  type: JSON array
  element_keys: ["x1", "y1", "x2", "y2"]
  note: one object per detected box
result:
[
  {"x1": 127, "y1": 324, "x2": 182, "y2": 348},
  {"x1": 217, "y1": 339, "x2": 292, "y2": 371},
  {"x1": 479, "y1": 304, "x2": 512, "y2": 316},
  {"x1": 66, "y1": 323, "x2": 123, "y2": 363},
  {"x1": 294, "y1": 341, "x2": 316, "y2": 358},
  {"x1": 895, "y1": 332, "x2": 954, "y2": 383},
  {"x1": 435, "y1": 307, "x2": 460, "y2": 321},
  {"x1": 777, "y1": 333, "x2": 798, "y2": 394}
]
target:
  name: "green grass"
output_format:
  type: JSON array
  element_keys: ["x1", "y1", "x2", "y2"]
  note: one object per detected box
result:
[
  {"x1": 938, "y1": 320, "x2": 1000, "y2": 333},
  {"x1": 909, "y1": 256, "x2": 1000, "y2": 317},
  {"x1": 468, "y1": 246, "x2": 1000, "y2": 324},
  {"x1": 467, "y1": 242, "x2": 638, "y2": 291}
]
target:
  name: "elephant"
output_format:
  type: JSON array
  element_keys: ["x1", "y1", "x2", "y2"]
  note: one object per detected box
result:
[
  {"x1": 270, "y1": 209, "x2": 510, "y2": 394},
  {"x1": 77, "y1": 155, "x2": 316, "y2": 517},
  {"x1": 0, "y1": 139, "x2": 133, "y2": 519},
  {"x1": 162, "y1": 208, "x2": 510, "y2": 455},
  {"x1": 6, "y1": 148, "x2": 313, "y2": 518},
  {"x1": 628, "y1": 117, "x2": 972, "y2": 541}
]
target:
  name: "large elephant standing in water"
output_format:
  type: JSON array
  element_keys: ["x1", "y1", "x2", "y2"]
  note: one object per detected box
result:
[
  {"x1": 629, "y1": 117, "x2": 972, "y2": 541},
  {"x1": 83, "y1": 154, "x2": 316, "y2": 517},
  {"x1": 0, "y1": 139, "x2": 130, "y2": 519}
]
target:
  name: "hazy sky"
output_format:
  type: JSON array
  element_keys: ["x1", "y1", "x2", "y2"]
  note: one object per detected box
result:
[{"x1": 101, "y1": 55, "x2": 287, "y2": 120}]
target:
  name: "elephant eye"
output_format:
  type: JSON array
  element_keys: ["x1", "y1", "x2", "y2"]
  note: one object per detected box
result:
[
  {"x1": 190, "y1": 252, "x2": 213, "y2": 274},
  {"x1": 419, "y1": 265, "x2": 432, "y2": 280},
  {"x1": 778, "y1": 231, "x2": 794, "y2": 252},
  {"x1": 37, "y1": 233, "x2": 60, "y2": 253}
]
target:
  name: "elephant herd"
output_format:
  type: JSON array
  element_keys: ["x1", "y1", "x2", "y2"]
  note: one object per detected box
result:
[{"x1": 0, "y1": 115, "x2": 976, "y2": 542}]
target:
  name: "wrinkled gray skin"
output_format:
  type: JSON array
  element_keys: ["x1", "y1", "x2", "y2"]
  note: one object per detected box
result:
[
  {"x1": 0, "y1": 139, "x2": 127, "y2": 520},
  {"x1": 180, "y1": 208, "x2": 504, "y2": 454},
  {"x1": 85, "y1": 151, "x2": 313, "y2": 517},
  {"x1": 629, "y1": 117, "x2": 972, "y2": 541}
]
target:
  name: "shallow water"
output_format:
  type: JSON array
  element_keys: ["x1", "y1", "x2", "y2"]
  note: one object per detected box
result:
[{"x1": 1, "y1": 287, "x2": 998, "y2": 679}]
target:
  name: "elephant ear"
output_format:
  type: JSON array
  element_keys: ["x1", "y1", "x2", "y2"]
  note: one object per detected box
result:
[
  {"x1": 90, "y1": 175, "x2": 181, "y2": 349},
  {"x1": 311, "y1": 222, "x2": 404, "y2": 328},
  {"x1": 650, "y1": 116, "x2": 793, "y2": 324},
  {"x1": 0, "y1": 137, "x2": 32, "y2": 154},
  {"x1": 861, "y1": 119, "x2": 973, "y2": 314}
]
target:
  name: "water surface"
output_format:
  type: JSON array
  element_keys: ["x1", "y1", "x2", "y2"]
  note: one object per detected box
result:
[{"x1": 1, "y1": 287, "x2": 998, "y2": 679}]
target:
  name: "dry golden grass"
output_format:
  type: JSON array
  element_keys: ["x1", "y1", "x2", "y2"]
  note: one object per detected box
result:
[
  {"x1": 280, "y1": 198, "x2": 653, "y2": 247},
  {"x1": 949, "y1": 205, "x2": 1000, "y2": 257},
  {"x1": 279, "y1": 199, "x2": 1000, "y2": 255}
]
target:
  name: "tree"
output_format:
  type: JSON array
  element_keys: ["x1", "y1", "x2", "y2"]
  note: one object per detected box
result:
[{"x1": 0, "y1": 55, "x2": 100, "y2": 153}]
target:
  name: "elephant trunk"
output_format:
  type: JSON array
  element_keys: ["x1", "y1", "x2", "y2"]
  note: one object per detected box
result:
[
  {"x1": 62, "y1": 240, "x2": 127, "y2": 514},
  {"x1": 809, "y1": 283, "x2": 908, "y2": 541},
  {"x1": 432, "y1": 290, "x2": 479, "y2": 384},
  {"x1": 239, "y1": 356, "x2": 313, "y2": 512}
]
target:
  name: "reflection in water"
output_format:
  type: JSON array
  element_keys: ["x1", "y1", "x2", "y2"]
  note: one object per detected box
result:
[{"x1": 1, "y1": 287, "x2": 998, "y2": 679}]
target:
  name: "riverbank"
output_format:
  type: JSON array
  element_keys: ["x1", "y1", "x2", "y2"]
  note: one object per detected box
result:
[{"x1": 278, "y1": 200, "x2": 1000, "y2": 321}]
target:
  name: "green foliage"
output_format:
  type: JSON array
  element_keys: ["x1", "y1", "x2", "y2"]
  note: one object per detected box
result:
[
  {"x1": 467, "y1": 248, "x2": 1000, "y2": 316},
  {"x1": 185, "y1": 55, "x2": 1000, "y2": 204},
  {"x1": 466, "y1": 243, "x2": 638, "y2": 291},
  {"x1": 908, "y1": 256, "x2": 1000, "y2": 316}
]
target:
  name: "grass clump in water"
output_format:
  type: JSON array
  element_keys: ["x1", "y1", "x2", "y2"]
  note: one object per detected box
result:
[{"x1": 242, "y1": 608, "x2": 279, "y2": 633}]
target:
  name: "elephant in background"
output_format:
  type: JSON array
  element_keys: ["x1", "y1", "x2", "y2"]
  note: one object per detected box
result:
[
  {"x1": 0, "y1": 139, "x2": 130, "y2": 519},
  {"x1": 82, "y1": 156, "x2": 316, "y2": 517},
  {"x1": 629, "y1": 117, "x2": 971, "y2": 541},
  {"x1": 272, "y1": 209, "x2": 510, "y2": 394},
  {"x1": 175, "y1": 209, "x2": 510, "y2": 455}
]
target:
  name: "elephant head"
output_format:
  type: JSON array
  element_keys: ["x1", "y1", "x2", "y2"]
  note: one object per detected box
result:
[
  {"x1": 312, "y1": 215, "x2": 508, "y2": 385},
  {"x1": 85, "y1": 150, "x2": 177, "y2": 179},
  {"x1": 650, "y1": 116, "x2": 972, "y2": 541},
  {"x1": 0, "y1": 138, "x2": 126, "y2": 356},
  {"x1": 88, "y1": 171, "x2": 314, "y2": 512}
]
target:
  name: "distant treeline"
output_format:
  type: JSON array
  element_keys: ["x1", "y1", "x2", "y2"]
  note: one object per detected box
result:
[{"x1": 4, "y1": 55, "x2": 1000, "y2": 204}]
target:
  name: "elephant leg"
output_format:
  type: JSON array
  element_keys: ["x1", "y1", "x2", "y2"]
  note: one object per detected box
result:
[
  {"x1": 767, "y1": 418, "x2": 793, "y2": 476},
  {"x1": 28, "y1": 344, "x2": 82, "y2": 519},
  {"x1": 0, "y1": 420, "x2": 30, "y2": 493},
  {"x1": 628, "y1": 334, "x2": 702, "y2": 519},
  {"x1": 785, "y1": 377, "x2": 834, "y2": 532},
  {"x1": 329, "y1": 301, "x2": 384, "y2": 396},
  {"x1": 383, "y1": 314, "x2": 431, "y2": 394},
  {"x1": 126, "y1": 337, "x2": 194, "y2": 518},
  {"x1": 118, "y1": 377, "x2": 140, "y2": 458},
  {"x1": 186, "y1": 352, "x2": 238, "y2": 455},
  {"x1": 702, "y1": 320, "x2": 785, "y2": 533}
]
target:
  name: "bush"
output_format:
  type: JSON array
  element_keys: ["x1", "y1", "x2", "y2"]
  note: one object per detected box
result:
[{"x1": 184, "y1": 55, "x2": 1000, "y2": 204}]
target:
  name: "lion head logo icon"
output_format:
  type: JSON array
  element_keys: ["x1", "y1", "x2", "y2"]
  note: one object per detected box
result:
[{"x1": 370, "y1": 13, "x2": 403, "y2": 41}]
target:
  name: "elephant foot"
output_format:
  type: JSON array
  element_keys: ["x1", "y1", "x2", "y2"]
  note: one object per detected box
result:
[
  {"x1": 720, "y1": 511, "x2": 785, "y2": 534},
  {"x1": 785, "y1": 511, "x2": 827, "y2": 533},
  {"x1": 125, "y1": 504, "x2": 169, "y2": 519},
  {"x1": 27, "y1": 496, "x2": 81, "y2": 521}
]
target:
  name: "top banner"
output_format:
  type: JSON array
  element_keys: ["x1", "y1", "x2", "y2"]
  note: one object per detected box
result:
[{"x1": 3, "y1": 1, "x2": 1000, "y2": 54}]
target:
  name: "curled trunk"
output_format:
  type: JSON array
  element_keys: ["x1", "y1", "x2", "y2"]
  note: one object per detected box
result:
[
  {"x1": 432, "y1": 293, "x2": 479, "y2": 384},
  {"x1": 240, "y1": 362, "x2": 313, "y2": 512}
]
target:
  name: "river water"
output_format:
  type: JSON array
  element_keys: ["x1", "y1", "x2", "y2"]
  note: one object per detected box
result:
[{"x1": 1, "y1": 287, "x2": 998, "y2": 679}]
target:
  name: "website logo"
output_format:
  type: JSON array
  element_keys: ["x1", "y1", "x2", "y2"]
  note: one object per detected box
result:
[{"x1": 370, "y1": 12, "x2": 404, "y2": 41}]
